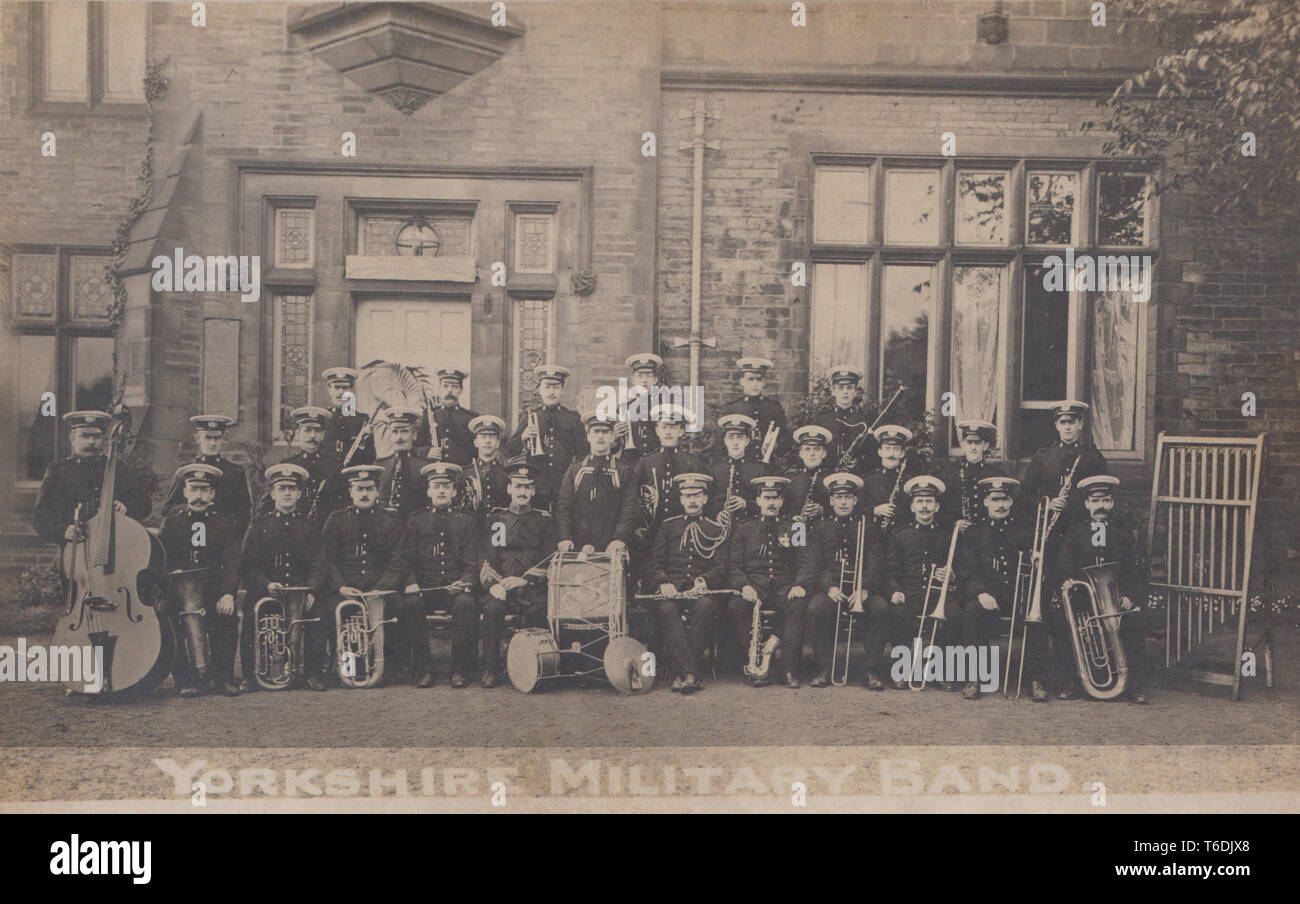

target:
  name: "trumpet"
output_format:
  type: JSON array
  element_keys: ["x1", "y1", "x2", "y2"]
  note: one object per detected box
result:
[
  {"x1": 743, "y1": 593, "x2": 780, "y2": 685},
  {"x1": 526, "y1": 409, "x2": 544, "y2": 456},
  {"x1": 909, "y1": 524, "x2": 961, "y2": 690},
  {"x1": 1004, "y1": 501, "x2": 1048, "y2": 698},
  {"x1": 1061, "y1": 562, "x2": 1138, "y2": 700},
  {"x1": 759, "y1": 422, "x2": 780, "y2": 464},
  {"x1": 335, "y1": 590, "x2": 399, "y2": 688},
  {"x1": 830, "y1": 515, "x2": 867, "y2": 686},
  {"x1": 253, "y1": 585, "x2": 318, "y2": 690},
  {"x1": 170, "y1": 568, "x2": 211, "y2": 689}
]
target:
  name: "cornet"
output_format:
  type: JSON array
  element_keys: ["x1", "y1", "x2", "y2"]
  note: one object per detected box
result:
[
  {"x1": 909, "y1": 524, "x2": 961, "y2": 690},
  {"x1": 253, "y1": 585, "x2": 318, "y2": 690},
  {"x1": 1061, "y1": 562, "x2": 1138, "y2": 700},
  {"x1": 170, "y1": 568, "x2": 211, "y2": 689},
  {"x1": 759, "y1": 422, "x2": 780, "y2": 464},
  {"x1": 526, "y1": 409, "x2": 544, "y2": 456},
  {"x1": 335, "y1": 590, "x2": 399, "y2": 688}
]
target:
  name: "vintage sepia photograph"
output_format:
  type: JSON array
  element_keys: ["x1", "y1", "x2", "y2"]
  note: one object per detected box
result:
[{"x1": 0, "y1": 0, "x2": 1296, "y2": 840}]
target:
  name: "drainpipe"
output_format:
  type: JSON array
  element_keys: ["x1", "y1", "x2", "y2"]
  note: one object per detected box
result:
[{"x1": 674, "y1": 97, "x2": 719, "y2": 390}]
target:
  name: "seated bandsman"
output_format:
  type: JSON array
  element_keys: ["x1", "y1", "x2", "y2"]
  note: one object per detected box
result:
[
  {"x1": 863, "y1": 425, "x2": 925, "y2": 535},
  {"x1": 812, "y1": 365, "x2": 876, "y2": 477},
  {"x1": 615, "y1": 353, "x2": 663, "y2": 466},
  {"x1": 430, "y1": 368, "x2": 478, "y2": 466},
  {"x1": 276, "y1": 406, "x2": 343, "y2": 532},
  {"x1": 480, "y1": 459, "x2": 557, "y2": 688},
  {"x1": 805, "y1": 472, "x2": 883, "y2": 688},
  {"x1": 940, "y1": 420, "x2": 1005, "y2": 532},
  {"x1": 162, "y1": 414, "x2": 252, "y2": 536},
  {"x1": 508, "y1": 364, "x2": 588, "y2": 513},
  {"x1": 238, "y1": 463, "x2": 316, "y2": 692},
  {"x1": 322, "y1": 367, "x2": 375, "y2": 464},
  {"x1": 159, "y1": 463, "x2": 241, "y2": 697},
  {"x1": 954, "y1": 477, "x2": 1045, "y2": 701},
  {"x1": 647, "y1": 473, "x2": 728, "y2": 694},
  {"x1": 866, "y1": 475, "x2": 954, "y2": 690},
  {"x1": 400, "y1": 462, "x2": 481, "y2": 689},
  {"x1": 783, "y1": 425, "x2": 834, "y2": 524},
  {"x1": 1057, "y1": 475, "x2": 1148, "y2": 704},
  {"x1": 556, "y1": 413, "x2": 639, "y2": 558},
  {"x1": 726, "y1": 475, "x2": 809, "y2": 688},
  {"x1": 308, "y1": 465, "x2": 407, "y2": 690},
  {"x1": 461, "y1": 414, "x2": 510, "y2": 517},
  {"x1": 717, "y1": 357, "x2": 790, "y2": 462},
  {"x1": 375, "y1": 407, "x2": 429, "y2": 518},
  {"x1": 708, "y1": 414, "x2": 768, "y2": 523},
  {"x1": 633, "y1": 402, "x2": 704, "y2": 559}
]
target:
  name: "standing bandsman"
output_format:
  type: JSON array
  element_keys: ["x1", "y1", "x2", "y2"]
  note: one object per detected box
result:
[
  {"x1": 556, "y1": 413, "x2": 639, "y2": 557},
  {"x1": 508, "y1": 364, "x2": 588, "y2": 513},
  {"x1": 784, "y1": 425, "x2": 834, "y2": 524},
  {"x1": 308, "y1": 465, "x2": 408, "y2": 690},
  {"x1": 33, "y1": 411, "x2": 150, "y2": 546},
  {"x1": 278, "y1": 406, "x2": 343, "y2": 530},
  {"x1": 940, "y1": 420, "x2": 1005, "y2": 531},
  {"x1": 633, "y1": 403, "x2": 704, "y2": 564},
  {"x1": 429, "y1": 368, "x2": 478, "y2": 466},
  {"x1": 237, "y1": 463, "x2": 316, "y2": 691},
  {"x1": 400, "y1": 462, "x2": 482, "y2": 689},
  {"x1": 480, "y1": 459, "x2": 557, "y2": 687},
  {"x1": 717, "y1": 357, "x2": 790, "y2": 463},
  {"x1": 647, "y1": 473, "x2": 728, "y2": 694},
  {"x1": 1057, "y1": 475, "x2": 1148, "y2": 704},
  {"x1": 159, "y1": 463, "x2": 242, "y2": 697},
  {"x1": 805, "y1": 473, "x2": 882, "y2": 687},
  {"x1": 863, "y1": 425, "x2": 925, "y2": 536},
  {"x1": 1019, "y1": 401, "x2": 1107, "y2": 531},
  {"x1": 461, "y1": 414, "x2": 510, "y2": 517},
  {"x1": 615, "y1": 353, "x2": 663, "y2": 466},
  {"x1": 321, "y1": 367, "x2": 375, "y2": 465},
  {"x1": 161, "y1": 415, "x2": 252, "y2": 536},
  {"x1": 727, "y1": 475, "x2": 809, "y2": 688},
  {"x1": 374, "y1": 407, "x2": 429, "y2": 518},
  {"x1": 708, "y1": 414, "x2": 767, "y2": 523},
  {"x1": 813, "y1": 365, "x2": 876, "y2": 476}
]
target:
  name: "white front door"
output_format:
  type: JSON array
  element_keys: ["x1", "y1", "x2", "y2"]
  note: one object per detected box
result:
[{"x1": 354, "y1": 297, "x2": 472, "y2": 411}]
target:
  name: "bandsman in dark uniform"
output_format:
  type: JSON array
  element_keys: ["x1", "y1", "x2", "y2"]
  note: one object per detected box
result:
[
  {"x1": 461, "y1": 414, "x2": 510, "y2": 517},
  {"x1": 429, "y1": 368, "x2": 478, "y2": 466},
  {"x1": 237, "y1": 463, "x2": 316, "y2": 691},
  {"x1": 812, "y1": 365, "x2": 876, "y2": 477},
  {"x1": 646, "y1": 473, "x2": 728, "y2": 694},
  {"x1": 1057, "y1": 475, "x2": 1148, "y2": 704},
  {"x1": 614, "y1": 353, "x2": 663, "y2": 467},
  {"x1": 480, "y1": 459, "x2": 558, "y2": 687},
  {"x1": 33, "y1": 411, "x2": 150, "y2": 546},
  {"x1": 784, "y1": 425, "x2": 834, "y2": 524},
  {"x1": 556, "y1": 413, "x2": 639, "y2": 556},
  {"x1": 1019, "y1": 400, "x2": 1108, "y2": 530},
  {"x1": 276, "y1": 406, "x2": 343, "y2": 531},
  {"x1": 805, "y1": 472, "x2": 883, "y2": 687},
  {"x1": 400, "y1": 462, "x2": 482, "y2": 689},
  {"x1": 308, "y1": 465, "x2": 408, "y2": 690},
  {"x1": 374, "y1": 407, "x2": 430, "y2": 518},
  {"x1": 863, "y1": 425, "x2": 927, "y2": 536},
  {"x1": 161, "y1": 415, "x2": 252, "y2": 536},
  {"x1": 321, "y1": 367, "x2": 375, "y2": 465},
  {"x1": 708, "y1": 414, "x2": 768, "y2": 523},
  {"x1": 717, "y1": 357, "x2": 790, "y2": 463},
  {"x1": 508, "y1": 364, "x2": 588, "y2": 513},
  {"x1": 939, "y1": 420, "x2": 1006, "y2": 531},
  {"x1": 159, "y1": 463, "x2": 242, "y2": 697},
  {"x1": 726, "y1": 475, "x2": 810, "y2": 688},
  {"x1": 954, "y1": 477, "x2": 1045, "y2": 701},
  {"x1": 633, "y1": 403, "x2": 704, "y2": 570}
]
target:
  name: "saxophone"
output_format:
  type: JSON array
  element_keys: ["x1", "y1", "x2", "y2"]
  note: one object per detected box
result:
[{"x1": 743, "y1": 587, "x2": 780, "y2": 685}]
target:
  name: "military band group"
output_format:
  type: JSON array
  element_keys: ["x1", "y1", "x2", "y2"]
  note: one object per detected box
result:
[{"x1": 33, "y1": 355, "x2": 1149, "y2": 703}]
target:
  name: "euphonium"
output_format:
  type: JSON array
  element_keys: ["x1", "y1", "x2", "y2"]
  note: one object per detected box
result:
[
  {"x1": 171, "y1": 568, "x2": 211, "y2": 687},
  {"x1": 909, "y1": 523, "x2": 961, "y2": 690},
  {"x1": 335, "y1": 590, "x2": 399, "y2": 688},
  {"x1": 253, "y1": 585, "x2": 318, "y2": 690},
  {"x1": 1060, "y1": 562, "x2": 1136, "y2": 700}
]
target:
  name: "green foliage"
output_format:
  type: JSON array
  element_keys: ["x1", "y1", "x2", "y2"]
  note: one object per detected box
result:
[{"x1": 9, "y1": 563, "x2": 63, "y2": 609}]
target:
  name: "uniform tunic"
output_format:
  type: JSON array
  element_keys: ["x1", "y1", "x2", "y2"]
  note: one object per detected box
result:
[
  {"x1": 615, "y1": 417, "x2": 660, "y2": 468},
  {"x1": 375, "y1": 449, "x2": 431, "y2": 518},
  {"x1": 239, "y1": 509, "x2": 315, "y2": 597},
  {"x1": 938, "y1": 458, "x2": 1007, "y2": 530},
  {"x1": 310, "y1": 507, "x2": 407, "y2": 598},
  {"x1": 32, "y1": 455, "x2": 150, "y2": 544},
  {"x1": 400, "y1": 505, "x2": 482, "y2": 675},
  {"x1": 507, "y1": 404, "x2": 588, "y2": 510},
  {"x1": 460, "y1": 456, "x2": 509, "y2": 518},
  {"x1": 861, "y1": 459, "x2": 929, "y2": 534},
  {"x1": 162, "y1": 454, "x2": 252, "y2": 536},
  {"x1": 706, "y1": 458, "x2": 769, "y2": 522},
  {"x1": 324, "y1": 408, "x2": 374, "y2": 465},
  {"x1": 273, "y1": 449, "x2": 343, "y2": 528},
  {"x1": 633, "y1": 447, "x2": 705, "y2": 530},
  {"x1": 716, "y1": 394, "x2": 790, "y2": 462},
  {"x1": 726, "y1": 515, "x2": 811, "y2": 672},
  {"x1": 431, "y1": 403, "x2": 478, "y2": 467},
  {"x1": 783, "y1": 464, "x2": 832, "y2": 524},
  {"x1": 805, "y1": 514, "x2": 883, "y2": 668},
  {"x1": 556, "y1": 454, "x2": 640, "y2": 550},
  {"x1": 1018, "y1": 441, "x2": 1108, "y2": 527},
  {"x1": 158, "y1": 506, "x2": 242, "y2": 685},
  {"x1": 811, "y1": 404, "x2": 877, "y2": 476}
]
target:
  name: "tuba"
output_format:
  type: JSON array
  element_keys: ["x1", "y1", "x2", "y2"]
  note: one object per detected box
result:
[
  {"x1": 1060, "y1": 562, "x2": 1137, "y2": 700},
  {"x1": 170, "y1": 568, "x2": 211, "y2": 688},
  {"x1": 253, "y1": 585, "x2": 318, "y2": 690},
  {"x1": 335, "y1": 590, "x2": 399, "y2": 688},
  {"x1": 743, "y1": 591, "x2": 780, "y2": 685}
]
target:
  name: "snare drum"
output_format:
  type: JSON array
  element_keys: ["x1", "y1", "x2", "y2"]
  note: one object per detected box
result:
[{"x1": 506, "y1": 628, "x2": 563, "y2": 693}]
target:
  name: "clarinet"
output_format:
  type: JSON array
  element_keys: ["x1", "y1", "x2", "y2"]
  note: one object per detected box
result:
[
  {"x1": 306, "y1": 473, "x2": 328, "y2": 523},
  {"x1": 1043, "y1": 450, "x2": 1083, "y2": 538},
  {"x1": 877, "y1": 454, "x2": 908, "y2": 532}
]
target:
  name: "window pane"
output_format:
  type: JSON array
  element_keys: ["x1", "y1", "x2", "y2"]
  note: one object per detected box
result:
[
  {"x1": 515, "y1": 213, "x2": 556, "y2": 273},
  {"x1": 18, "y1": 336, "x2": 57, "y2": 480},
  {"x1": 1021, "y1": 264, "x2": 1069, "y2": 401},
  {"x1": 275, "y1": 208, "x2": 315, "y2": 268},
  {"x1": 1091, "y1": 290, "x2": 1140, "y2": 450},
  {"x1": 952, "y1": 266, "x2": 1004, "y2": 442},
  {"x1": 103, "y1": 1, "x2": 148, "y2": 102},
  {"x1": 70, "y1": 254, "x2": 113, "y2": 320},
  {"x1": 882, "y1": 265, "x2": 933, "y2": 424},
  {"x1": 814, "y1": 168, "x2": 871, "y2": 243},
  {"x1": 956, "y1": 172, "x2": 1008, "y2": 244},
  {"x1": 14, "y1": 252, "x2": 58, "y2": 320},
  {"x1": 1026, "y1": 173, "x2": 1076, "y2": 244},
  {"x1": 884, "y1": 170, "x2": 941, "y2": 245},
  {"x1": 45, "y1": 2, "x2": 89, "y2": 101},
  {"x1": 811, "y1": 262, "x2": 868, "y2": 382},
  {"x1": 274, "y1": 294, "x2": 313, "y2": 437},
  {"x1": 1017, "y1": 409, "x2": 1058, "y2": 459},
  {"x1": 1098, "y1": 173, "x2": 1148, "y2": 246},
  {"x1": 72, "y1": 337, "x2": 114, "y2": 411}
]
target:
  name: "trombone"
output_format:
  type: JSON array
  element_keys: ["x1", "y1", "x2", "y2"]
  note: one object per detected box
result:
[
  {"x1": 909, "y1": 524, "x2": 961, "y2": 690},
  {"x1": 830, "y1": 515, "x2": 867, "y2": 686},
  {"x1": 1003, "y1": 500, "x2": 1048, "y2": 698}
]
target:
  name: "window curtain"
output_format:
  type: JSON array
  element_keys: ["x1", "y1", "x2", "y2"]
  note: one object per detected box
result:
[
  {"x1": 811, "y1": 263, "x2": 868, "y2": 382},
  {"x1": 1091, "y1": 290, "x2": 1139, "y2": 450},
  {"x1": 952, "y1": 266, "x2": 1001, "y2": 427}
]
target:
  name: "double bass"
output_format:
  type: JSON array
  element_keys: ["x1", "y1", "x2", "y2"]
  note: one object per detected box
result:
[{"x1": 54, "y1": 415, "x2": 172, "y2": 695}]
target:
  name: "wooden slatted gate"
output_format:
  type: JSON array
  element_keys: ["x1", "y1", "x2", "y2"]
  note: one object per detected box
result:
[{"x1": 1145, "y1": 433, "x2": 1268, "y2": 700}]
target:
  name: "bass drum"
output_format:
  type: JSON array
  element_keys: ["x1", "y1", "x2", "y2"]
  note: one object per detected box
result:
[
  {"x1": 603, "y1": 635, "x2": 654, "y2": 695},
  {"x1": 506, "y1": 628, "x2": 563, "y2": 693}
]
